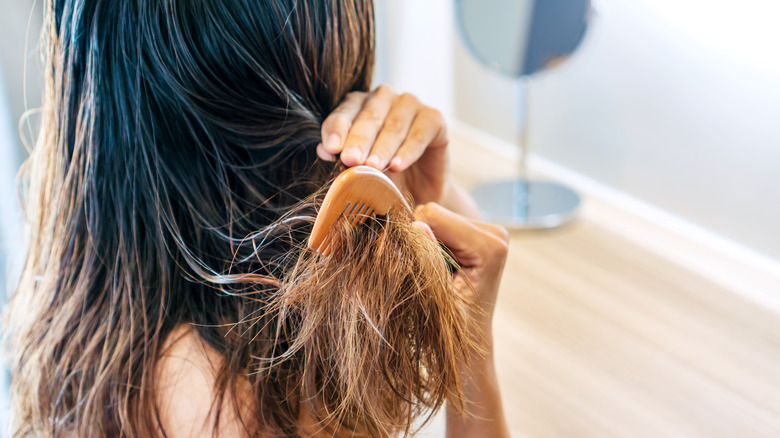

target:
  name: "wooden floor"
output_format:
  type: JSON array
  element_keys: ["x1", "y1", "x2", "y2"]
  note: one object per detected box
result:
[{"x1": 448, "y1": 138, "x2": 780, "y2": 437}]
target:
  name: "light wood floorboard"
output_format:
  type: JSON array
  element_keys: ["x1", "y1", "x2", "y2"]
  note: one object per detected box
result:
[{"x1": 450, "y1": 138, "x2": 780, "y2": 437}]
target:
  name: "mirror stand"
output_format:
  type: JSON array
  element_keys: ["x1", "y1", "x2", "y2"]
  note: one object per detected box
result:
[{"x1": 470, "y1": 80, "x2": 581, "y2": 229}]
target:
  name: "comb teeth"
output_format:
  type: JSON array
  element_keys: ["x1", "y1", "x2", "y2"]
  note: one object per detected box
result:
[
  {"x1": 308, "y1": 166, "x2": 411, "y2": 255},
  {"x1": 315, "y1": 201, "x2": 377, "y2": 256}
]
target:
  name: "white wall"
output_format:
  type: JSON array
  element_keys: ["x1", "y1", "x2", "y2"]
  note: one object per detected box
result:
[
  {"x1": 1, "y1": 1, "x2": 42, "y2": 429},
  {"x1": 0, "y1": 0, "x2": 42, "y2": 282},
  {"x1": 0, "y1": 0, "x2": 42, "y2": 158},
  {"x1": 374, "y1": 0, "x2": 455, "y2": 118},
  {"x1": 444, "y1": 0, "x2": 780, "y2": 263}
]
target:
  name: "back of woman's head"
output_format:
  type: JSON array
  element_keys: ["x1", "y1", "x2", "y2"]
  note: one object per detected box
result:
[
  {"x1": 6, "y1": 0, "x2": 471, "y2": 436},
  {"x1": 51, "y1": 0, "x2": 373, "y2": 233}
]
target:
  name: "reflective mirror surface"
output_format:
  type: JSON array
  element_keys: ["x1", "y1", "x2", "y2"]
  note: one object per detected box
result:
[
  {"x1": 457, "y1": 0, "x2": 591, "y2": 77},
  {"x1": 455, "y1": 0, "x2": 593, "y2": 228}
]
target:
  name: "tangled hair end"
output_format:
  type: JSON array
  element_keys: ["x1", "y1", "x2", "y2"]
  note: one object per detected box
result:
[{"x1": 227, "y1": 205, "x2": 474, "y2": 436}]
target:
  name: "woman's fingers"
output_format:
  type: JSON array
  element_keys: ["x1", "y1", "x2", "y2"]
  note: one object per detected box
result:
[
  {"x1": 366, "y1": 93, "x2": 418, "y2": 169},
  {"x1": 320, "y1": 91, "x2": 367, "y2": 155},
  {"x1": 340, "y1": 85, "x2": 394, "y2": 167},
  {"x1": 316, "y1": 142, "x2": 336, "y2": 162},
  {"x1": 414, "y1": 203, "x2": 508, "y2": 269},
  {"x1": 414, "y1": 202, "x2": 509, "y2": 326},
  {"x1": 321, "y1": 85, "x2": 451, "y2": 204},
  {"x1": 412, "y1": 220, "x2": 437, "y2": 242},
  {"x1": 389, "y1": 107, "x2": 447, "y2": 172},
  {"x1": 414, "y1": 203, "x2": 476, "y2": 254}
]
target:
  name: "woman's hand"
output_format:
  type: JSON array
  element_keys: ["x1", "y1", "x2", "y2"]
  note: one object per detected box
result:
[
  {"x1": 413, "y1": 203, "x2": 509, "y2": 343},
  {"x1": 319, "y1": 85, "x2": 449, "y2": 206},
  {"x1": 413, "y1": 203, "x2": 511, "y2": 438}
]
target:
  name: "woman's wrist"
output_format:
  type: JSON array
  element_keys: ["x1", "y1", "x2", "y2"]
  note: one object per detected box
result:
[
  {"x1": 438, "y1": 177, "x2": 482, "y2": 220},
  {"x1": 468, "y1": 324, "x2": 495, "y2": 366},
  {"x1": 447, "y1": 346, "x2": 509, "y2": 438}
]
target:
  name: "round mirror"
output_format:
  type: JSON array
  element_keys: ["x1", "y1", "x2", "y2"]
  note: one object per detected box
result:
[
  {"x1": 457, "y1": 0, "x2": 592, "y2": 78},
  {"x1": 455, "y1": 0, "x2": 594, "y2": 228}
]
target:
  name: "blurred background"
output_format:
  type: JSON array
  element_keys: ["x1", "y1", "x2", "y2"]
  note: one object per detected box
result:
[
  {"x1": 375, "y1": 0, "x2": 780, "y2": 266},
  {"x1": 0, "y1": 0, "x2": 43, "y2": 429},
  {"x1": 373, "y1": 1, "x2": 780, "y2": 436},
  {"x1": 1, "y1": 0, "x2": 779, "y2": 435}
]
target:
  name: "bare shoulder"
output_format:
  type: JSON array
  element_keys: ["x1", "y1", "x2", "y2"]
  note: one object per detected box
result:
[
  {"x1": 155, "y1": 324, "x2": 254, "y2": 437},
  {"x1": 155, "y1": 326, "x2": 343, "y2": 438}
]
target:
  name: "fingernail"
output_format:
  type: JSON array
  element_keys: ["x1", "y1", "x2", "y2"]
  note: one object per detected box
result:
[
  {"x1": 324, "y1": 133, "x2": 341, "y2": 152},
  {"x1": 390, "y1": 157, "x2": 402, "y2": 169},
  {"x1": 366, "y1": 155, "x2": 380, "y2": 168},
  {"x1": 343, "y1": 147, "x2": 363, "y2": 164},
  {"x1": 316, "y1": 143, "x2": 336, "y2": 162}
]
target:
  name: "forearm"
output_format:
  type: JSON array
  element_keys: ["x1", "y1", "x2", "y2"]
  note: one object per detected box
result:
[
  {"x1": 446, "y1": 338, "x2": 511, "y2": 438},
  {"x1": 415, "y1": 198, "x2": 510, "y2": 437}
]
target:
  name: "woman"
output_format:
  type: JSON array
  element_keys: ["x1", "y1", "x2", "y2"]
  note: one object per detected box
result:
[{"x1": 6, "y1": 0, "x2": 510, "y2": 436}]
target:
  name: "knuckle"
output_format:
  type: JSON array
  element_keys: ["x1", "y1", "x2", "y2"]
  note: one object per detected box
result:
[
  {"x1": 409, "y1": 129, "x2": 429, "y2": 145},
  {"x1": 499, "y1": 227, "x2": 510, "y2": 243},
  {"x1": 399, "y1": 92, "x2": 419, "y2": 106},
  {"x1": 362, "y1": 108, "x2": 384, "y2": 122},
  {"x1": 346, "y1": 91, "x2": 365, "y2": 100},
  {"x1": 374, "y1": 84, "x2": 394, "y2": 97},
  {"x1": 325, "y1": 113, "x2": 350, "y2": 132},
  {"x1": 418, "y1": 202, "x2": 443, "y2": 218},
  {"x1": 422, "y1": 107, "x2": 443, "y2": 120},
  {"x1": 383, "y1": 117, "x2": 405, "y2": 134},
  {"x1": 488, "y1": 224, "x2": 510, "y2": 243},
  {"x1": 486, "y1": 233, "x2": 510, "y2": 257}
]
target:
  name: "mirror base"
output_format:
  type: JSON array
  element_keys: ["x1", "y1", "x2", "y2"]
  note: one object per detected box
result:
[{"x1": 471, "y1": 179, "x2": 580, "y2": 229}]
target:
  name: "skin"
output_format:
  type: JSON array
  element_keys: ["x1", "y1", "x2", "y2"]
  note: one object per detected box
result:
[
  {"x1": 322, "y1": 86, "x2": 510, "y2": 437},
  {"x1": 317, "y1": 84, "x2": 451, "y2": 209},
  {"x1": 157, "y1": 85, "x2": 511, "y2": 437},
  {"x1": 413, "y1": 203, "x2": 511, "y2": 438}
]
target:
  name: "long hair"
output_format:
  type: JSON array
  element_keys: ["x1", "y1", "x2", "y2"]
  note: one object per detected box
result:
[{"x1": 5, "y1": 0, "x2": 471, "y2": 436}]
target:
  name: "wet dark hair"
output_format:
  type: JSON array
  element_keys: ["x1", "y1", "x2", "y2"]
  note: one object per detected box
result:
[{"x1": 5, "y1": 0, "x2": 471, "y2": 436}]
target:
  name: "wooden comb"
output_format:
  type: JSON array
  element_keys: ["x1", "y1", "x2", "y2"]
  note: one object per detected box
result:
[{"x1": 308, "y1": 165, "x2": 412, "y2": 256}]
